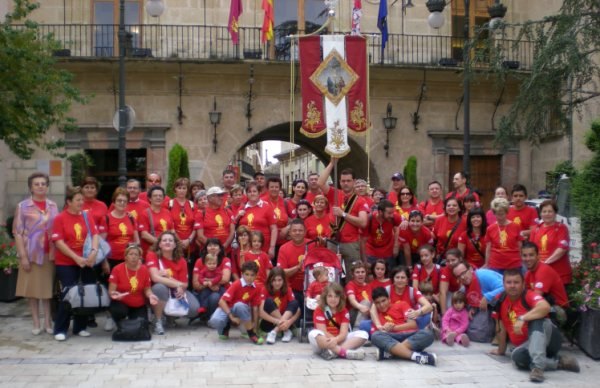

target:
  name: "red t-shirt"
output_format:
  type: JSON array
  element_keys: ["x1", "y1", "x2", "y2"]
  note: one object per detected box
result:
[
  {"x1": 440, "y1": 266, "x2": 461, "y2": 292},
  {"x1": 276, "y1": 239, "x2": 309, "y2": 291},
  {"x1": 361, "y1": 195, "x2": 375, "y2": 210},
  {"x1": 486, "y1": 222, "x2": 523, "y2": 270},
  {"x1": 99, "y1": 213, "x2": 137, "y2": 260},
  {"x1": 307, "y1": 280, "x2": 329, "y2": 298},
  {"x1": 395, "y1": 204, "x2": 419, "y2": 222},
  {"x1": 326, "y1": 190, "x2": 370, "y2": 243},
  {"x1": 411, "y1": 264, "x2": 441, "y2": 294},
  {"x1": 260, "y1": 286, "x2": 296, "y2": 314},
  {"x1": 373, "y1": 300, "x2": 415, "y2": 334},
  {"x1": 126, "y1": 199, "x2": 149, "y2": 222},
  {"x1": 241, "y1": 251, "x2": 272, "y2": 287},
  {"x1": 433, "y1": 216, "x2": 466, "y2": 256},
  {"x1": 525, "y1": 262, "x2": 569, "y2": 307},
  {"x1": 496, "y1": 291, "x2": 546, "y2": 346},
  {"x1": 530, "y1": 223, "x2": 572, "y2": 284},
  {"x1": 365, "y1": 211, "x2": 401, "y2": 258},
  {"x1": 398, "y1": 226, "x2": 435, "y2": 254},
  {"x1": 304, "y1": 213, "x2": 334, "y2": 240},
  {"x1": 313, "y1": 306, "x2": 350, "y2": 336},
  {"x1": 457, "y1": 231, "x2": 487, "y2": 268},
  {"x1": 82, "y1": 199, "x2": 108, "y2": 226},
  {"x1": 345, "y1": 280, "x2": 371, "y2": 303},
  {"x1": 419, "y1": 199, "x2": 445, "y2": 221},
  {"x1": 108, "y1": 263, "x2": 151, "y2": 307},
  {"x1": 221, "y1": 279, "x2": 261, "y2": 307},
  {"x1": 51, "y1": 211, "x2": 99, "y2": 266},
  {"x1": 260, "y1": 195, "x2": 289, "y2": 246},
  {"x1": 445, "y1": 189, "x2": 480, "y2": 205},
  {"x1": 137, "y1": 208, "x2": 175, "y2": 253},
  {"x1": 238, "y1": 200, "x2": 277, "y2": 251},
  {"x1": 305, "y1": 191, "x2": 320, "y2": 206},
  {"x1": 169, "y1": 199, "x2": 195, "y2": 241},
  {"x1": 369, "y1": 278, "x2": 392, "y2": 291},
  {"x1": 194, "y1": 206, "x2": 232, "y2": 246},
  {"x1": 194, "y1": 256, "x2": 232, "y2": 283},
  {"x1": 389, "y1": 286, "x2": 422, "y2": 309},
  {"x1": 145, "y1": 251, "x2": 188, "y2": 284},
  {"x1": 507, "y1": 205, "x2": 538, "y2": 232}
]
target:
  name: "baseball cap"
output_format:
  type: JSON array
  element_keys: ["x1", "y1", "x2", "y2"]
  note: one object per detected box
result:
[
  {"x1": 206, "y1": 186, "x2": 226, "y2": 196},
  {"x1": 391, "y1": 173, "x2": 405, "y2": 181}
]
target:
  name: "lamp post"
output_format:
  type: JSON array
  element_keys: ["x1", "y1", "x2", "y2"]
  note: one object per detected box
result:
[
  {"x1": 426, "y1": 0, "x2": 506, "y2": 177},
  {"x1": 117, "y1": 0, "x2": 164, "y2": 187},
  {"x1": 209, "y1": 97, "x2": 221, "y2": 153},
  {"x1": 383, "y1": 103, "x2": 397, "y2": 158}
]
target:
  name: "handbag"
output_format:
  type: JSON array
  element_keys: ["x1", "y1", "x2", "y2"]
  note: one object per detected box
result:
[
  {"x1": 112, "y1": 317, "x2": 151, "y2": 342},
  {"x1": 82, "y1": 211, "x2": 111, "y2": 265},
  {"x1": 63, "y1": 279, "x2": 110, "y2": 315},
  {"x1": 164, "y1": 291, "x2": 190, "y2": 317}
]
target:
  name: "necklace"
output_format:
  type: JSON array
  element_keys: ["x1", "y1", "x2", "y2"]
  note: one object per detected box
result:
[{"x1": 125, "y1": 265, "x2": 139, "y2": 293}]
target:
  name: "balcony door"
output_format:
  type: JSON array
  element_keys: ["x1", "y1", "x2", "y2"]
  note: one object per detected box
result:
[
  {"x1": 93, "y1": 0, "x2": 142, "y2": 56},
  {"x1": 451, "y1": 0, "x2": 493, "y2": 61}
]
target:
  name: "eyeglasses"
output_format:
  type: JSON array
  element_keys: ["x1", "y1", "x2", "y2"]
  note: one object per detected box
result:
[
  {"x1": 456, "y1": 268, "x2": 469, "y2": 280},
  {"x1": 400, "y1": 192, "x2": 412, "y2": 196},
  {"x1": 127, "y1": 243, "x2": 140, "y2": 248},
  {"x1": 148, "y1": 179, "x2": 161, "y2": 184},
  {"x1": 115, "y1": 199, "x2": 127, "y2": 204}
]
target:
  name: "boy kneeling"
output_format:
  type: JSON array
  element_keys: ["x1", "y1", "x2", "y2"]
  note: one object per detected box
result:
[
  {"x1": 370, "y1": 287, "x2": 437, "y2": 366},
  {"x1": 208, "y1": 261, "x2": 264, "y2": 344}
]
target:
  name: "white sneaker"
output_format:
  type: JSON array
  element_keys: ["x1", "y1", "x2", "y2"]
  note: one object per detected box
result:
[
  {"x1": 77, "y1": 330, "x2": 91, "y2": 337},
  {"x1": 155, "y1": 320, "x2": 165, "y2": 335},
  {"x1": 281, "y1": 329, "x2": 293, "y2": 343},
  {"x1": 54, "y1": 333, "x2": 66, "y2": 341},
  {"x1": 104, "y1": 317, "x2": 115, "y2": 331},
  {"x1": 266, "y1": 330, "x2": 277, "y2": 344},
  {"x1": 345, "y1": 349, "x2": 366, "y2": 360}
]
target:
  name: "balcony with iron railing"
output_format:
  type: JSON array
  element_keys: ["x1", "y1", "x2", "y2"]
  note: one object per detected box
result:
[{"x1": 28, "y1": 24, "x2": 533, "y2": 71}]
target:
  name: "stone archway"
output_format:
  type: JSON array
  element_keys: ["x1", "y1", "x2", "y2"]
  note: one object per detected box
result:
[{"x1": 241, "y1": 121, "x2": 381, "y2": 187}]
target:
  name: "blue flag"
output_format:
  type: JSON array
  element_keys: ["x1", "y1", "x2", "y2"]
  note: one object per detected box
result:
[{"x1": 377, "y1": 0, "x2": 388, "y2": 50}]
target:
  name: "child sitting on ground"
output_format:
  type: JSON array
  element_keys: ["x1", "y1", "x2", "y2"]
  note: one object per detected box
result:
[
  {"x1": 441, "y1": 291, "x2": 470, "y2": 347},
  {"x1": 193, "y1": 253, "x2": 223, "y2": 315},
  {"x1": 208, "y1": 261, "x2": 264, "y2": 344},
  {"x1": 345, "y1": 261, "x2": 372, "y2": 328}
]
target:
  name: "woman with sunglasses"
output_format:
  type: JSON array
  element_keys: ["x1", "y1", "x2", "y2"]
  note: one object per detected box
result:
[{"x1": 396, "y1": 187, "x2": 418, "y2": 223}]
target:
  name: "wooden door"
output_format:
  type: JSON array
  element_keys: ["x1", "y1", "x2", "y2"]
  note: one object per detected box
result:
[{"x1": 449, "y1": 155, "x2": 501, "y2": 211}]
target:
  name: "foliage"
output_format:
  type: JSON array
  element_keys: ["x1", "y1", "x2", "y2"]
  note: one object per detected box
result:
[
  {"x1": 568, "y1": 243, "x2": 600, "y2": 311},
  {"x1": 403, "y1": 156, "x2": 417, "y2": 193},
  {"x1": 67, "y1": 151, "x2": 95, "y2": 187},
  {"x1": 546, "y1": 160, "x2": 578, "y2": 195},
  {"x1": 478, "y1": 0, "x2": 600, "y2": 147},
  {"x1": 0, "y1": 0, "x2": 86, "y2": 159},
  {"x1": 0, "y1": 225, "x2": 18, "y2": 274},
  {"x1": 572, "y1": 120, "x2": 600, "y2": 249},
  {"x1": 166, "y1": 144, "x2": 190, "y2": 197}
]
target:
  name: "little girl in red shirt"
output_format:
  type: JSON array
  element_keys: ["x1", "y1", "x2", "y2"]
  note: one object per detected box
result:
[{"x1": 241, "y1": 231, "x2": 272, "y2": 287}]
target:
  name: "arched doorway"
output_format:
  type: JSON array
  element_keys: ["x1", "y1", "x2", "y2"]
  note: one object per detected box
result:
[{"x1": 239, "y1": 121, "x2": 381, "y2": 187}]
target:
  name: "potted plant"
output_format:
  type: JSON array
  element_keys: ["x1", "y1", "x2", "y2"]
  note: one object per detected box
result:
[
  {"x1": 569, "y1": 242, "x2": 600, "y2": 359},
  {"x1": 0, "y1": 225, "x2": 20, "y2": 302}
]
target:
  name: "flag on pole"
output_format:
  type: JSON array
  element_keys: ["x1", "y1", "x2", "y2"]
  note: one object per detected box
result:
[
  {"x1": 261, "y1": 0, "x2": 274, "y2": 43},
  {"x1": 351, "y1": 0, "x2": 362, "y2": 36},
  {"x1": 227, "y1": 0, "x2": 243, "y2": 44},
  {"x1": 299, "y1": 35, "x2": 369, "y2": 158},
  {"x1": 377, "y1": 0, "x2": 388, "y2": 50}
]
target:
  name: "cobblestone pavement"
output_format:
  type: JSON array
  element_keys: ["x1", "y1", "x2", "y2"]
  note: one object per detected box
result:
[{"x1": 0, "y1": 299, "x2": 598, "y2": 387}]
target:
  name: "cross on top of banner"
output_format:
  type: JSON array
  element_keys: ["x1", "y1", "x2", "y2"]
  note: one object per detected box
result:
[{"x1": 309, "y1": 50, "x2": 359, "y2": 106}]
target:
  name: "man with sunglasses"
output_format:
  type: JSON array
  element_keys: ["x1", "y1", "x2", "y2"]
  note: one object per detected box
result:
[{"x1": 452, "y1": 261, "x2": 503, "y2": 318}]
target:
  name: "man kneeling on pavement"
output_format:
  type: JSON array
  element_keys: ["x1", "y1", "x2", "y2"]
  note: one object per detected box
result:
[{"x1": 490, "y1": 269, "x2": 579, "y2": 383}]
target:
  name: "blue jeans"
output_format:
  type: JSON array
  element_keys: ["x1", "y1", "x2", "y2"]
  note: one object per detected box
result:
[
  {"x1": 360, "y1": 312, "x2": 432, "y2": 335},
  {"x1": 55, "y1": 265, "x2": 90, "y2": 335},
  {"x1": 511, "y1": 319, "x2": 562, "y2": 371},
  {"x1": 208, "y1": 302, "x2": 252, "y2": 334},
  {"x1": 371, "y1": 329, "x2": 434, "y2": 353}
]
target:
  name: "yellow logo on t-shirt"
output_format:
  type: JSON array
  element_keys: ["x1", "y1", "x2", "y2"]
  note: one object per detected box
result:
[
  {"x1": 384, "y1": 314, "x2": 393, "y2": 322},
  {"x1": 500, "y1": 230, "x2": 508, "y2": 248},
  {"x1": 180, "y1": 213, "x2": 186, "y2": 226},
  {"x1": 159, "y1": 218, "x2": 167, "y2": 231},
  {"x1": 130, "y1": 210, "x2": 138, "y2": 219},
  {"x1": 74, "y1": 223, "x2": 83, "y2": 241},
  {"x1": 361, "y1": 290, "x2": 369, "y2": 301},
  {"x1": 514, "y1": 216, "x2": 522, "y2": 225},
  {"x1": 411, "y1": 238, "x2": 418, "y2": 249},
  {"x1": 316, "y1": 224, "x2": 323, "y2": 237},
  {"x1": 508, "y1": 308, "x2": 517, "y2": 325},
  {"x1": 247, "y1": 213, "x2": 254, "y2": 227},
  {"x1": 215, "y1": 214, "x2": 224, "y2": 228},
  {"x1": 541, "y1": 234, "x2": 548, "y2": 253},
  {"x1": 274, "y1": 297, "x2": 281, "y2": 306},
  {"x1": 298, "y1": 254, "x2": 305, "y2": 264},
  {"x1": 130, "y1": 275, "x2": 138, "y2": 293},
  {"x1": 166, "y1": 269, "x2": 173, "y2": 278},
  {"x1": 119, "y1": 222, "x2": 128, "y2": 237},
  {"x1": 242, "y1": 292, "x2": 250, "y2": 301},
  {"x1": 274, "y1": 208, "x2": 281, "y2": 220}
]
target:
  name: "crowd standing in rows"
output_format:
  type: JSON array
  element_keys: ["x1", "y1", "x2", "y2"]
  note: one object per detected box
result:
[{"x1": 12, "y1": 159, "x2": 581, "y2": 382}]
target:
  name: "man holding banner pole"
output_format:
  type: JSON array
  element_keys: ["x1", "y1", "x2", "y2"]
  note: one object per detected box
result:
[{"x1": 317, "y1": 158, "x2": 369, "y2": 279}]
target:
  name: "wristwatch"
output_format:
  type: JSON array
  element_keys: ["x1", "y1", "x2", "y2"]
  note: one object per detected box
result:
[
  {"x1": 342, "y1": 212, "x2": 348, "y2": 218},
  {"x1": 517, "y1": 315, "x2": 525, "y2": 322}
]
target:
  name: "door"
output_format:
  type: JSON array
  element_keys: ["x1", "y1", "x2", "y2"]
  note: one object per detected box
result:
[{"x1": 449, "y1": 155, "x2": 501, "y2": 211}]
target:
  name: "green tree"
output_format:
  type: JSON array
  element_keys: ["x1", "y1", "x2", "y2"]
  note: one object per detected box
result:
[
  {"x1": 0, "y1": 0, "x2": 85, "y2": 159},
  {"x1": 481, "y1": 0, "x2": 599, "y2": 146},
  {"x1": 403, "y1": 156, "x2": 417, "y2": 193},
  {"x1": 572, "y1": 119, "x2": 600, "y2": 250},
  {"x1": 166, "y1": 144, "x2": 190, "y2": 197}
]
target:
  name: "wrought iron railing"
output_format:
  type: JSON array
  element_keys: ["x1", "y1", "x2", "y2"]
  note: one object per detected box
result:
[{"x1": 28, "y1": 24, "x2": 532, "y2": 70}]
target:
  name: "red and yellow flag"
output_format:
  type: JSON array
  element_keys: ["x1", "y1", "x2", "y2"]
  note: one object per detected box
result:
[
  {"x1": 261, "y1": 0, "x2": 274, "y2": 43},
  {"x1": 228, "y1": 0, "x2": 243, "y2": 44}
]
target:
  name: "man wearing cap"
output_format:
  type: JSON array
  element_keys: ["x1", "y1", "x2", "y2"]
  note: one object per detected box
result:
[
  {"x1": 254, "y1": 172, "x2": 268, "y2": 196},
  {"x1": 317, "y1": 158, "x2": 369, "y2": 277},
  {"x1": 194, "y1": 186, "x2": 235, "y2": 250},
  {"x1": 387, "y1": 172, "x2": 406, "y2": 213},
  {"x1": 139, "y1": 172, "x2": 171, "y2": 208}
]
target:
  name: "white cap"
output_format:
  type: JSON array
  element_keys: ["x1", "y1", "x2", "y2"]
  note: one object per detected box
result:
[{"x1": 206, "y1": 186, "x2": 226, "y2": 196}]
